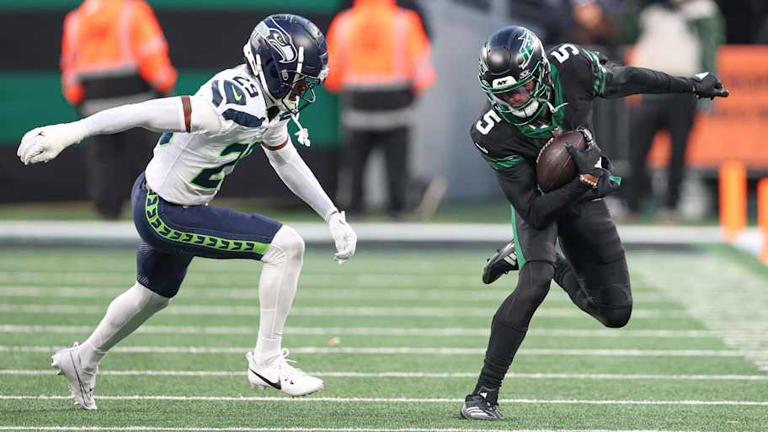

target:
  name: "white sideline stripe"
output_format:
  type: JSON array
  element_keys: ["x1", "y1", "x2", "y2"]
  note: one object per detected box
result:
[
  {"x1": 0, "y1": 324, "x2": 722, "y2": 339},
  {"x1": 1, "y1": 395, "x2": 766, "y2": 406},
  {"x1": 0, "y1": 220, "x2": 726, "y2": 244},
  {"x1": 0, "y1": 345, "x2": 757, "y2": 357},
  {"x1": 0, "y1": 303, "x2": 684, "y2": 319},
  {"x1": 0, "y1": 428, "x2": 723, "y2": 432},
  {"x1": 3, "y1": 369, "x2": 767, "y2": 381}
]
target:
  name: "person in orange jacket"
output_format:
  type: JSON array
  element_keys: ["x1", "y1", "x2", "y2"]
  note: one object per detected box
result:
[
  {"x1": 61, "y1": 0, "x2": 177, "y2": 219},
  {"x1": 325, "y1": 0, "x2": 435, "y2": 218}
]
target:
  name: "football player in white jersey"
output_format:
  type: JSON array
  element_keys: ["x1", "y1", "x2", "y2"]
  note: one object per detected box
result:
[{"x1": 17, "y1": 14, "x2": 357, "y2": 410}]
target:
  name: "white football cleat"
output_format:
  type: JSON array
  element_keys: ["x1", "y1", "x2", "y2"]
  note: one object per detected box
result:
[
  {"x1": 51, "y1": 342, "x2": 97, "y2": 410},
  {"x1": 246, "y1": 349, "x2": 323, "y2": 397}
]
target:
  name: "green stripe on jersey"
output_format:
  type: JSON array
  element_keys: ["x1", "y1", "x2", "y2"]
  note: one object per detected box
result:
[
  {"x1": 583, "y1": 49, "x2": 608, "y2": 97},
  {"x1": 483, "y1": 154, "x2": 524, "y2": 171},
  {"x1": 144, "y1": 189, "x2": 270, "y2": 255},
  {"x1": 511, "y1": 206, "x2": 526, "y2": 268}
]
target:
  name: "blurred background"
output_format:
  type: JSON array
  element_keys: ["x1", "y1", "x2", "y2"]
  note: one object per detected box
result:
[
  {"x1": 0, "y1": 0, "x2": 766, "y2": 226},
  {"x1": 1, "y1": 3, "x2": 768, "y2": 430}
]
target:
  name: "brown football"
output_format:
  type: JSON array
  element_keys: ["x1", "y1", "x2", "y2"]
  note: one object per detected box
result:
[{"x1": 536, "y1": 130, "x2": 587, "y2": 193}]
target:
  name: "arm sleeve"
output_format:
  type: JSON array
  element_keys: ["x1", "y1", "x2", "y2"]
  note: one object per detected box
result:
[
  {"x1": 600, "y1": 64, "x2": 694, "y2": 98},
  {"x1": 78, "y1": 95, "x2": 222, "y2": 137},
  {"x1": 262, "y1": 140, "x2": 338, "y2": 221},
  {"x1": 496, "y1": 161, "x2": 590, "y2": 230}
]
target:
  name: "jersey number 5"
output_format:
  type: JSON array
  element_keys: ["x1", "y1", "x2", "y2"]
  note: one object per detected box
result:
[
  {"x1": 476, "y1": 109, "x2": 501, "y2": 135},
  {"x1": 551, "y1": 44, "x2": 579, "y2": 64}
]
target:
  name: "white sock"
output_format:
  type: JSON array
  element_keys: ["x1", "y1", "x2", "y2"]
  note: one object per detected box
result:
[
  {"x1": 77, "y1": 282, "x2": 171, "y2": 372},
  {"x1": 253, "y1": 225, "x2": 304, "y2": 366}
]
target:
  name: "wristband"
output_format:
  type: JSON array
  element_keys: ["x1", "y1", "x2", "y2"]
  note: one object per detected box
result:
[{"x1": 579, "y1": 174, "x2": 598, "y2": 188}]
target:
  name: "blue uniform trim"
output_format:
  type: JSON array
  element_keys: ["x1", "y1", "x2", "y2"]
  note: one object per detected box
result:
[
  {"x1": 222, "y1": 109, "x2": 264, "y2": 128},
  {"x1": 211, "y1": 80, "x2": 223, "y2": 107},
  {"x1": 144, "y1": 188, "x2": 271, "y2": 255},
  {"x1": 158, "y1": 132, "x2": 174, "y2": 146}
]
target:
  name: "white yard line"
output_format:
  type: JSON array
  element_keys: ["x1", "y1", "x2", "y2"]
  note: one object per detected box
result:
[
  {"x1": 0, "y1": 345, "x2": 756, "y2": 357},
  {"x1": 0, "y1": 285, "x2": 669, "y2": 303},
  {"x1": 0, "y1": 273, "x2": 657, "y2": 292},
  {"x1": 0, "y1": 427, "x2": 726, "y2": 432},
  {"x1": 0, "y1": 324, "x2": 721, "y2": 338},
  {"x1": 2, "y1": 369, "x2": 766, "y2": 381},
  {"x1": 0, "y1": 303, "x2": 684, "y2": 319},
  {"x1": 631, "y1": 253, "x2": 768, "y2": 372},
  {"x1": 0, "y1": 395, "x2": 765, "y2": 406}
]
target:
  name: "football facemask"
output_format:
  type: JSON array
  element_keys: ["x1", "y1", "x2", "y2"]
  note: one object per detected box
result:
[{"x1": 481, "y1": 58, "x2": 551, "y2": 123}]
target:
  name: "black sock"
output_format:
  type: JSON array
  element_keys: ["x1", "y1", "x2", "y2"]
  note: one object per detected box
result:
[{"x1": 475, "y1": 317, "x2": 527, "y2": 392}]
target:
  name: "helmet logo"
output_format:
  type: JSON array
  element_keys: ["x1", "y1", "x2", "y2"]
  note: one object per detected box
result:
[
  {"x1": 492, "y1": 76, "x2": 517, "y2": 89},
  {"x1": 256, "y1": 20, "x2": 298, "y2": 64},
  {"x1": 517, "y1": 29, "x2": 537, "y2": 69}
]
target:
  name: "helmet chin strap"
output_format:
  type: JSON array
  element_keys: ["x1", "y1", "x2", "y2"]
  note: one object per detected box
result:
[
  {"x1": 250, "y1": 46, "x2": 312, "y2": 146},
  {"x1": 289, "y1": 47, "x2": 311, "y2": 146},
  {"x1": 544, "y1": 99, "x2": 568, "y2": 115}
]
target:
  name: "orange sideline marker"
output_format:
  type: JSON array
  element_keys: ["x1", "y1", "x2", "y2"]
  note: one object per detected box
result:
[
  {"x1": 758, "y1": 179, "x2": 768, "y2": 263},
  {"x1": 719, "y1": 161, "x2": 746, "y2": 242}
]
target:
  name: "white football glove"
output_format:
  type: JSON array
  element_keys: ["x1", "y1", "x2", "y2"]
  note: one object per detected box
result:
[
  {"x1": 17, "y1": 122, "x2": 87, "y2": 165},
  {"x1": 328, "y1": 211, "x2": 357, "y2": 264}
]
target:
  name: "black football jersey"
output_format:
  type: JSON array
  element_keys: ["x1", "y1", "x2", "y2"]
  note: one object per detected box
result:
[{"x1": 470, "y1": 44, "x2": 609, "y2": 172}]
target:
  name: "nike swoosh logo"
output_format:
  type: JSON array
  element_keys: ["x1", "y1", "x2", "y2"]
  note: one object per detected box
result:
[
  {"x1": 233, "y1": 87, "x2": 243, "y2": 102},
  {"x1": 249, "y1": 368, "x2": 281, "y2": 390},
  {"x1": 695, "y1": 72, "x2": 710, "y2": 80},
  {"x1": 474, "y1": 142, "x2": 489, "y2": 154}
]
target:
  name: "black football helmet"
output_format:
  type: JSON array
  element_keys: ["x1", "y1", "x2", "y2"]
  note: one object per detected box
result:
[{"x1": 478, "y1": 26, "x2": 552, "y2": 126}]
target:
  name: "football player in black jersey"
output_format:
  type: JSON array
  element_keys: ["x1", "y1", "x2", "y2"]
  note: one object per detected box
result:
[{"x1": 460, "y1": 26, "x2": 728, "y2": 421}]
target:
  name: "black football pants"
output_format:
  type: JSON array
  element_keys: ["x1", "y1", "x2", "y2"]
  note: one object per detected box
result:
[
  {"x1": 346, "y1": 127, "x2": 409, "y2": 216},
  {"x1": 476, "y1": 198, "x2": 632, "y2": 392},
  {"x1": 85, "y1": 128, "x2": 157, "y2": 220}
]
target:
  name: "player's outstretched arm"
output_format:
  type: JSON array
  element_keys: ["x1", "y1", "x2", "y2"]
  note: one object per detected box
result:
[
  {"x1": 17, "y1": 96, "x2": 221, "y2": 165},
  {"x1": 496, "y1": 161, "x2": 591, "y2": 230},
  {"x1": 261, "y1": 140, "x2": 357, "y2": 263},
  {"x1": 601, "y1": 65, "x2": 729, "y2": 100}
]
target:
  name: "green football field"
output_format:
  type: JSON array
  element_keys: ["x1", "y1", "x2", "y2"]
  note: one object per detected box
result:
[{"x1": 0, "y1": 246, "x2": 766, "y2": 432}]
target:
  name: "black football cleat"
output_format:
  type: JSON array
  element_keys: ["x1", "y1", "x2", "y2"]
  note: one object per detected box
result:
[
  {"x1": 482, "y1": 241, "x2": 519, "y2": 284},
  {"x1": 460, "y1": 387, "x2": 504, "y2": 421}
]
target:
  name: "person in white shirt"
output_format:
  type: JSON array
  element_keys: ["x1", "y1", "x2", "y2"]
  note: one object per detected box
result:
[{"x1": 17, "y1": 13, "x2": 357, "y2": 410}]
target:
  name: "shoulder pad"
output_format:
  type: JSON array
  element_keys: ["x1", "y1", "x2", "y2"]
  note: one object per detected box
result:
[
  {"x1": 198, "y1": 67, "x2": 267, "y2": 129},
  {"x1": 548, "y1": 44, "x2": 608, "y2": 96}
]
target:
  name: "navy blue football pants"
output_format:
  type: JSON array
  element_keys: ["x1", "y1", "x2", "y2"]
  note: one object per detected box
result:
[{"x1": 131, "y1": 173, "x2": 282, "y2": 298}]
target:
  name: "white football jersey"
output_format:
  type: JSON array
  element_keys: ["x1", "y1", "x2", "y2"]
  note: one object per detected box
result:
[{"x1": 145, "y1": 65, "x2": 289, "y2": 205}]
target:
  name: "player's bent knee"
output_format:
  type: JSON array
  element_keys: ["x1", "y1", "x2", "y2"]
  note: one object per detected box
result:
[
  {"x1": 127, "y1": 282, "x2": 172, "y2": 312},
  {"x1": 601, "y1": 305, "x2": 632, "y2": 328},
  {"x1": 263, "y1": 225, "x2": 305, "y2": 265}
]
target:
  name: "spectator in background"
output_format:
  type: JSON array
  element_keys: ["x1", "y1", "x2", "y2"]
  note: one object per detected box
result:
[
  {"x1": 61, "y1": 0, "x2": 176, "y2": 219},
  {"x1": 626, "y1": 0, "x2": 724, "y2": 219},
  {"x1": 325, "y1": 0, "x2": 435, "y2": 219},
  {"x1": 540, "y1": 0, "x2": 622, "y2": 47}
]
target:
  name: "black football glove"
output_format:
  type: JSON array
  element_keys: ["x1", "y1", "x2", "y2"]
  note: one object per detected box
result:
[
  {"x1": 587, "y1": 168, "x2": 621, "y2": 198},
  {"x1": 565, "y1": 129, "x2": 602, "y2": 175},
  {"x1": 690, "y1": 72, "x2": 729, "y2": 99}
]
